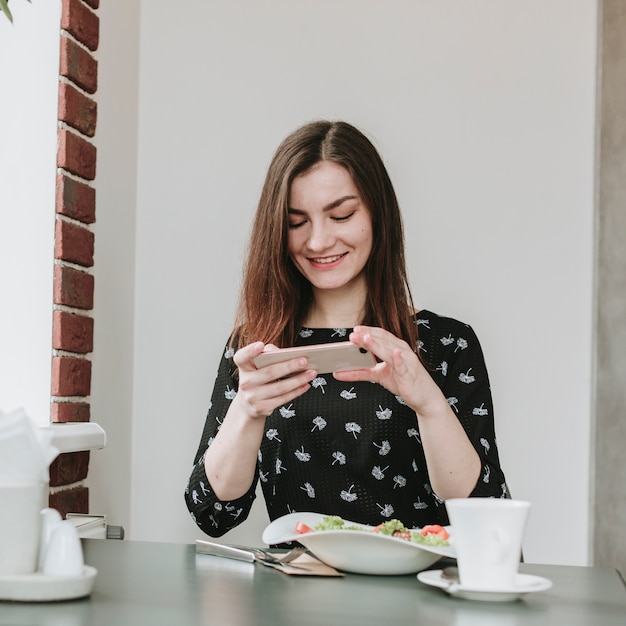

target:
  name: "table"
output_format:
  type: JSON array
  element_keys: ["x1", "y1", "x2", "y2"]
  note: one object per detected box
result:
[{"x1": 1, "y1": 539, "x2": 624, "y2": 625}]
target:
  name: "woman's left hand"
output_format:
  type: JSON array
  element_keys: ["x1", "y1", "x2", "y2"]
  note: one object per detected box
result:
[
  {"x1": 337, "y1": 326, "x2": 482, "y2": 499},
  {"x1": 334, "y1": 326, "x2": 445, "y2": 416}
]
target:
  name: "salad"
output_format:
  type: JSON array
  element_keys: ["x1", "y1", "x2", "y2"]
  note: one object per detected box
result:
[{"x1": 295, "y1": 515, "x2": 450, "y2": 547}]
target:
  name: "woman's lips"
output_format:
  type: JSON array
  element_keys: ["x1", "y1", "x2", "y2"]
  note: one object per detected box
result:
[{"x1": 308, "y1": 253, "x2": 347, "y2": 268}]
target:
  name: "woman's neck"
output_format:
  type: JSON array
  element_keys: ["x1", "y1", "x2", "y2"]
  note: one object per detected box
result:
[{"x1": 304, "y1": 284, "x2": 367, "y2": 329}]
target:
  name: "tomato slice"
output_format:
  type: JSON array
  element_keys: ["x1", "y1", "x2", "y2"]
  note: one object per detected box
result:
[
  {"x1": 295, "y1": 521, "x2": 314, "y2": 534},
  {"x1": 420, "y1": 524, "x2": 449, "y2": 540}
]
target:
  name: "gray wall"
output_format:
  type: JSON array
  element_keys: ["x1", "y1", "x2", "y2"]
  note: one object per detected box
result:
[{"x1": 594, "y1": 0, "x2": 626, "y2": 573}]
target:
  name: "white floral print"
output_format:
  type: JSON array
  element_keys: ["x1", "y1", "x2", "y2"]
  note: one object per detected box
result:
[{"x1": 186, "y1": 310, "x2": 508, "y2": 538}]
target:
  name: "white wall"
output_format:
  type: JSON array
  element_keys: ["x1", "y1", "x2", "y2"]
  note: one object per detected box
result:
[
  {"x1": 0, "y1": 1, "x2": 60, "y2": 425},
  {"x1": 87, "y1": 0, "x2": 141, "y2": 538},
  {"x1": 93, "y1": 0, "x2": 597, "y2": 566}
]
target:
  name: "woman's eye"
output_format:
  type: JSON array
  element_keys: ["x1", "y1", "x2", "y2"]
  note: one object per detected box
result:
[
  {"x1": 332, "y1": 211, "x2": 355, "y2": 222},
  {"x1": 288, "y1": 220, "x2": 306, "y2": 229}
]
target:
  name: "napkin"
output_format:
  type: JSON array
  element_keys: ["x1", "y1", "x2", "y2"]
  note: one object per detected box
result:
[{"x1": 0, "y1": 408, "x2": 59, "y2": 484}]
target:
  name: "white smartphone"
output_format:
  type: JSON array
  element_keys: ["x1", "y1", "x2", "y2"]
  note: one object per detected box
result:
[{"x1": 253, "y1": 341, "x2": 376, "y2": 374}]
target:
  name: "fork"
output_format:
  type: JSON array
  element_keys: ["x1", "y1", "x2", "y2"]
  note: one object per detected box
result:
[{"x1": 251, "y1": 545, "x2": 306, "y2": 565}]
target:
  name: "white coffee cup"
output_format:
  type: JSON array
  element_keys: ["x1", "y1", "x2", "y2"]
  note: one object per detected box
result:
[
  {"x1": 0, "y1": 482, "x2": 48, "y2": 575},
  {"x1": 445, "y1": 498, "x2": 530, "y2": 590}
]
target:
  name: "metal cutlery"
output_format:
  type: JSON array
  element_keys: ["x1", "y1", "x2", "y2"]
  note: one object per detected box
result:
[
  {"x1": 441, "y1": 566, "x2": 460, "y2": 584},
  {"x1": 196, "y1": 540, "x2": 309, "y2": 570},
  {"x1": 248, "y1": 546, "x2": 306, "y2": 565}
]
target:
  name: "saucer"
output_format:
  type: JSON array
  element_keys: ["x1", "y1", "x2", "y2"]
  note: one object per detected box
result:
[
  {"x1": 417, "y1": 569, "x2": 552, "y2": 602},
  {"x1": 0, "y1": 565, "x2": 97, "y2": 602}
]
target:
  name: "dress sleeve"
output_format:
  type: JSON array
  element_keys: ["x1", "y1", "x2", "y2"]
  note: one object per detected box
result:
[
  {"x1": 184, "y1": 341, "x2": 259, "y2": 537},
  {"x1": 429, "y1": 321, "x2": 508, "y2": 499}
]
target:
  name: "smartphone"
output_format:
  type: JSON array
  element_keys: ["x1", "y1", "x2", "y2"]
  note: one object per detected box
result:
[{"x1": 253, "y1": 341, "x2": 376, "y2": 374}]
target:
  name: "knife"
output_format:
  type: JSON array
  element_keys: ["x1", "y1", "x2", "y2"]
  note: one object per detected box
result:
[{"x1": 195, "y1": 540, "x2": 256, "y2": 562}]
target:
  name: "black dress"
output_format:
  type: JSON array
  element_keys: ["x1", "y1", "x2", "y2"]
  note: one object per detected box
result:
[{"x1": 185, "y1": 310, "x2": 508, "y2": 537}]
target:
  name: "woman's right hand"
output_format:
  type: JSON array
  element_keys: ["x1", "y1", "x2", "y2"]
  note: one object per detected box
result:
[
  {"x1": 232, "y1": 342, "x2": 318, "y2": 419},
  {"x1": 204, "y1": 342, "x2": 316, "y2": 501}
]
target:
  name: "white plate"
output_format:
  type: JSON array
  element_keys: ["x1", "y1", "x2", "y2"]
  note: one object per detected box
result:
[
  {"x1": 417, "y1": 569, "x2": 552, "y2": 602},
  {"x1": 0, "y1": 565, "x2": 97, "y2": 602},
  {"x1": 262, "y1": 512, "x2": 455, "y2": 575}
]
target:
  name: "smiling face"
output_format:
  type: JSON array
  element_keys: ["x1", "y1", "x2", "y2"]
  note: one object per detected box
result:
[{"x1": 287, "y1": 161, "x2": 373, "y2": 302}]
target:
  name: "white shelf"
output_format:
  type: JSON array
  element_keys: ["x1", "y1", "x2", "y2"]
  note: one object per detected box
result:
[{"x1": 41, "y1": 422, "x2": 106, "y2": 454}]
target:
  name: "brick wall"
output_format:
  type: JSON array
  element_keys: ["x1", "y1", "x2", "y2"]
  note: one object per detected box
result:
[{"x1": 49, "y1": 0, "x2": 99, "y2": 518}]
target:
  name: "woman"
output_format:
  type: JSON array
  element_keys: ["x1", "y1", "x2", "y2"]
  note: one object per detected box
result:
[{"x1": 185, "y1": 120, "x2": 507, "y2": 537}]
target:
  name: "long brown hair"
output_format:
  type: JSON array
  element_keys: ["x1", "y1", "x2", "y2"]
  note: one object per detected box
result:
[{"x1": 233, "y1": 120, "x2": 418, "y2": 351}]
